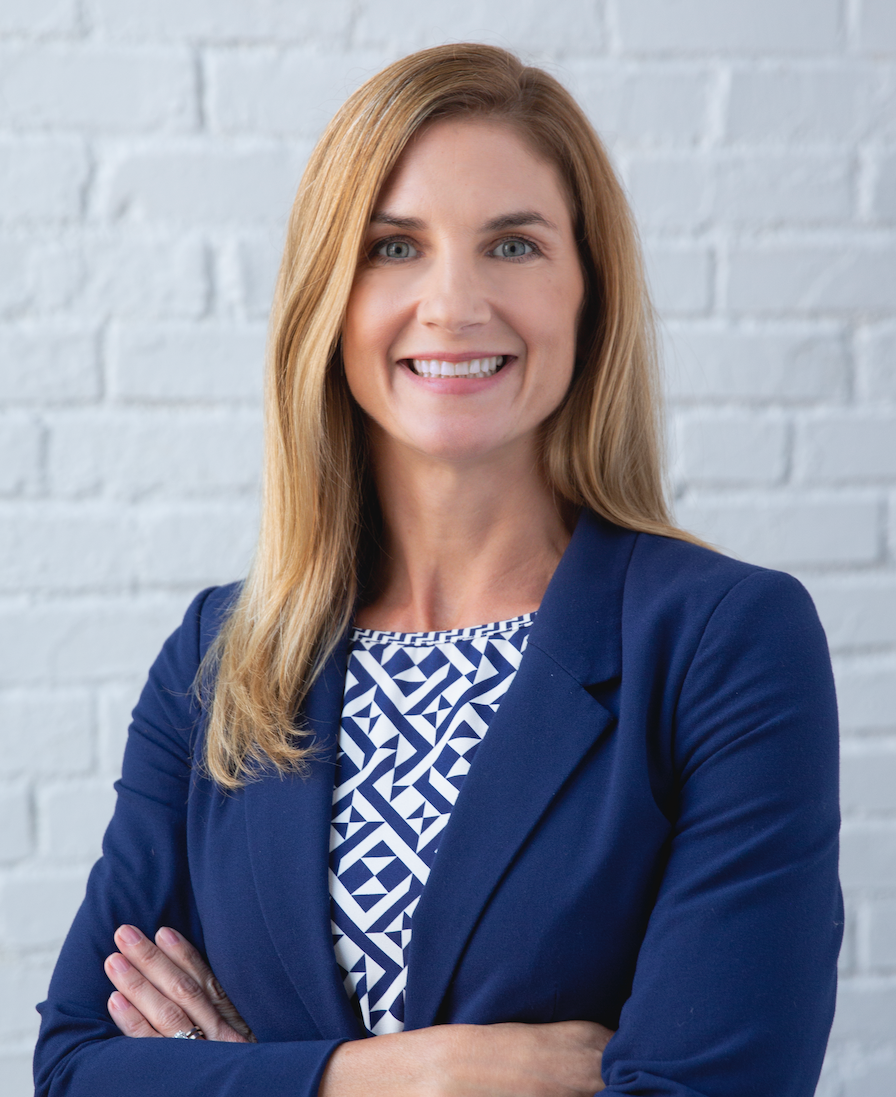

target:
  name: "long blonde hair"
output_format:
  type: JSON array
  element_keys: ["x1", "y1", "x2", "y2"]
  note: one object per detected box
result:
[{"x1": 200, "y1": 42, "x2": 699, "y2": 788}]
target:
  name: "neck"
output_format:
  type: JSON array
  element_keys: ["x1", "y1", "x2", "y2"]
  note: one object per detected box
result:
[{"x1": 356, "y1": 431, "x2": 575, "y2": 633}]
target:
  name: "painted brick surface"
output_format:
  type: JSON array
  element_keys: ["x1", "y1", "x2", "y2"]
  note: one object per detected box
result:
[
  {"x1": 615, "y1": 0, "x2": 841, "y2": 53},
  {"x1": 0, "y1": 3, "x2": 894, "y2": 1094},
  {"x1": 0, "y1": 140, "x2": 89, "y2": 223}
]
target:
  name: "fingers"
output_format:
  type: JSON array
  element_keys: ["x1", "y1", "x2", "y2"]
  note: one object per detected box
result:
[
  {"x1": 153, "y1": 927, "x2": 255, "y2": 1042},
  {"x1": 107, "y1": 991, "x2": 163, "y2": 1039},
  {"x1": 107, "y1": 924, "x2": 248, "y2": 1043},
  {"x1": 104, "y1": 947, "x2": 198, "y2": 1039}
]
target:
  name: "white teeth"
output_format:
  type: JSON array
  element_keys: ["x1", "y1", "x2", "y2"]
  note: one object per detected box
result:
[{"x1": 410, "y1": 355, "x2": 505, "y2": 377}]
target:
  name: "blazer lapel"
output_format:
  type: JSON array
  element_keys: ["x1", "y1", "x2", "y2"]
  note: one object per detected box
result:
[
  {"x1": 244, "y1": 631, "x2": 363, "y2": 1040},
  {"x1": 404, "y1": 511, "x2": 637, "y2": 1029}
]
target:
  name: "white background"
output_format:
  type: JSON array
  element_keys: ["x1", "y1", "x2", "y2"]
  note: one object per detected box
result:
[{"x1": 1, "y1": 1, "x2": 895, "y2": 1093}]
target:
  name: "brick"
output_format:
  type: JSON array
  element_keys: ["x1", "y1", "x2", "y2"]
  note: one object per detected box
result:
[
  {"x1": 859, "y1": 0, "x2": 896, "y2": 53},
  {"x1": 233, "y1": 235, "x2": 282, "y2": 319},
  {"x1": 93, "y1": 0, "x2": 352, "y2": 42},
  {"x1": 0, "y1": 140, "x2": 88, "y2": 222},
  {"x1": 726, "y1": 68, "x2": 867, "y2": 144},
  {"x1": 77, "y1": 236, "x2": 209, "y2": 319},
  {"x1": 624, "y1": 154, "x2": 711, "y2": 230},
  {"x1": 0, "y1": 787, "x2": 30, "y2": 862},
  {"x1": 0, "y1": 0, "x2": 78, "y2": 34},
  {"x1": 666, "y1": 324, "x2": 851, "y2": 404},
  {"x1": 0, "y1": 505, "x2": 133, "y2": 592},
  {"x1": 715, "y1": 153, "x2": 853, "y2": 225},
  {"x1": 870, "y1": 152, "x2": 896, "y2": 222},
  {"x1": 0, "y1": 690, "x2": 93, "y2": 777},
  {"x1": 843, "y1": 1055, "x2": 896, "y2": 1097},
  {"x1": 0, "y1": 597, "x2": 187, "y2": 685},
  {"x1": 103, "y1": 145, "x2": 307, "y2": 225},
  {"x1": 799, "y1": 576, "x2": 896, "y2": 649},
  {"x1": 727, "y1": 244, "x2": 896, "y2": 315},
  {"x1": 841, "y1": 749, "x2": 896, "y2": 814},
  {"x1": 835, "y1": 656, "x2": 896, "y2": 734},
  {"x1": 0, "y1": 46, "x2": 195, "y2": 132},
  {"x1": 615, "y1": 0, "x2": 840, "y2": 53},
  {"x1": 561, "y1": 63, "x2": 709, "y2": 148},
  {"x1": 798, "y1": 414, "x2": 896, "y2": 483},
  {"x1": 0, "y1": 416, "x2": 41, "y2": 495},
  {"x1": 674, "y1": 412, "x2": 788, "y2": 485},
  {"x1": 110, "y1": 323, "x2": 265, "y2": 403},
  {"x1": 0, "y1": 1051, "x2": 34, "y2": 1097},
  {"x1": 354, "y1": 0, "x2": 605, "y2": 53},
  {"x1": 0, "y1": 958, "x2": 53, "y2": 1040},
  {"x1": 674, "y1": 495, "x2": 880, "y2": 568},
  {"x1": 47, "y1": 410, "x2": 262, "y2": 499},
  {"x1": 40, "y1": 780, "x2": 115, "y2": 861},
  {"x1": 869, "y1": 902, "x2": 896, "y2": 968},
  {"x1": 97, "y1": 683, "x2": 142, "y2": 776},
  {"x1": 645, "y1": 244, "x2": 713, "y2": 315},
  {"x1": 207, "y1": 48, "x2": 386, "y2": 139},
  {"x1": 857, "y1": 325, "x2": 896, "y2": 401},
  {"x1": 0, "y1": 870, "x2": 89, "y2": 947},
  {"x1": 0, "y1": 236, "x2": 209, "y2": 320},
  {"x1": 0, "y1": 239, "x2": 29, "y2": 317},
  {"x1": 831, "y1": 979, "x2": 896, "y2": 1040},
  {"x1": 840, "y1": 823, "x2": 896, "y2": 889},
  {"x1": 867, "y1": 68, "x2": 896, "y2": 144},
  {"x1": 136, "y1": 504, "x2": 258, "y2": 586},
  {"x1": 0, "y1": 326, "x2": 99, "y2": 403}
]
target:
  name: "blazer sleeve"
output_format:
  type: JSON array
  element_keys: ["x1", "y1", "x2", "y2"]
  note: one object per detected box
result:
[
  {"x1": 33, "y1": 588, "x2": 346, "y2": 1097},
  {"x1": 601, "y1": 568, "x2": 842, "y2": 1097}
]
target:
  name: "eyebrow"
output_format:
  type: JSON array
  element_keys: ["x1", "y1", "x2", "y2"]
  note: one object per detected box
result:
[{"x1": 368, "y1": 209, "x2": 558, "y2": 233}]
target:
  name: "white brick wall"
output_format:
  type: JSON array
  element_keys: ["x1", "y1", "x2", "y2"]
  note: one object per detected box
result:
[{"x1": 0, "y1": 2, "x2": 893, "y2": 1094}]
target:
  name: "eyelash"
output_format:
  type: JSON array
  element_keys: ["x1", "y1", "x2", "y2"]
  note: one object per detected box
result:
[{"x1": 367, "y1": 235, "x2": 543, "y2": 263}]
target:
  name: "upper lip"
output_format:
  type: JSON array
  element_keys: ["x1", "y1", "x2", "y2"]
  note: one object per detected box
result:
[{"x1": 400, "y1": 352, "x2": 514, "y2": 362}]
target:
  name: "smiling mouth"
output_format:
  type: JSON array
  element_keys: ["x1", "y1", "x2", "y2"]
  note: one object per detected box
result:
[{"x1": 405, "y1": 355, "x2": 511, "y2": 378}]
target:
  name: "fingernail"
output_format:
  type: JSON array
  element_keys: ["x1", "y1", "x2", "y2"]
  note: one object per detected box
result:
[
  {"x1": 108, "y1": 953, "x2": 130, "y2": 974},
  {"x1": 157, "y1": 927, "x2": 179, "y2": 947},
  {"x1": 109, "y1": 992, "x2": 129, "y2": 1012},
  {"x1": 117, "y1": 924, "x2": 141, "y2": 946}
]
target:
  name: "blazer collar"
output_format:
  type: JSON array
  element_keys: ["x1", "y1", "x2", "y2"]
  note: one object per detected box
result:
[
  {"x1": 403, "y1": 510, "x2": 636, "y2": 1027},
  {"x1": 527, "y1": 508, "x2": 634, "y2": 687}
]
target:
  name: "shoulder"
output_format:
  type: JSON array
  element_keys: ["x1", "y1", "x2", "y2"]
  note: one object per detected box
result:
[
  {"x1": 621, "y1": 528, "x2": 832, "y2": 700},
  {"x1": 128, "y1": 582, "x2": 242, "y2": 756},
  {"x1": 155, "y1": 581, "x2": 242, "y2": 670},
  {"x1": 616, "y1": 526, "x2": 830, "y2": 690},
  {"x1": 625, "y1": 527, "x2": 816, "y2": 628}
]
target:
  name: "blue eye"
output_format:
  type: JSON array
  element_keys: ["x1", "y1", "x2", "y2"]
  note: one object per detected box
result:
[
  {"x1": 374, "y1": 240, "x2": 417, "y2": 260},
  {"x1": 493, "y1": 238, "x2": 535, "y2": 259}
]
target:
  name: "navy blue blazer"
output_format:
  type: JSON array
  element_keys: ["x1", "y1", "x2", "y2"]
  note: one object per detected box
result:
[{"x1": 35, "y1": 511, "x2": 842, "y2": 1097}]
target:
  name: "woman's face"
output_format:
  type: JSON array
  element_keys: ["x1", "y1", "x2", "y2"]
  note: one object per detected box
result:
[{"x1": 342, "y1": 118, "x2": 585, "y2": 465}]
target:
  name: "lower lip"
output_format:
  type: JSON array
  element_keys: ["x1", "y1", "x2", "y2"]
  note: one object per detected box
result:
[{"x1": 399, "y1": 357, "x2": 516, "y2": 394}]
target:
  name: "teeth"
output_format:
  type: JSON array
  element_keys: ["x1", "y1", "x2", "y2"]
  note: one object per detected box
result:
[{"x1": 410, "y1": 355, "x2": 505, "y2": 378}]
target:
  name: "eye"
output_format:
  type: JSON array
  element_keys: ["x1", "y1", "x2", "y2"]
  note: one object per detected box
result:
[
  {"x1": 372, "y1": 239, "x2": 418, "y2": 260},
  {"x1": 491, "y1": 238, "x2": 536, "y2": 260}
]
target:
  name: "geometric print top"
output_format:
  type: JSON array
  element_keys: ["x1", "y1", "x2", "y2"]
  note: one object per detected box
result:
[{"x1": 328, "y1": 613, "x2": 534, "y2": 1036}]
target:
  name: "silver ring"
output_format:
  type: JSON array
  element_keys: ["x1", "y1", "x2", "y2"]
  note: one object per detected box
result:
[{"x1": 173, "y1": 1026, "x2": 205, "y2": 1039}]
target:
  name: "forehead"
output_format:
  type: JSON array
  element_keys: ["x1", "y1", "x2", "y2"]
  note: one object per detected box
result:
[{"x1": 372, "y1": 118, "x2": 574, "y2": 223}]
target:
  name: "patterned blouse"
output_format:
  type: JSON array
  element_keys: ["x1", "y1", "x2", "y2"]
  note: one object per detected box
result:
[{"x1": 328, "y1": 613, "x2": 535, "y2": 1035}]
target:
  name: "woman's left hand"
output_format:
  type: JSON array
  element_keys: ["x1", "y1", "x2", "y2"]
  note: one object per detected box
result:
[{"x1": 104, "y1": 924, "x2": 256, "y2": 1043}]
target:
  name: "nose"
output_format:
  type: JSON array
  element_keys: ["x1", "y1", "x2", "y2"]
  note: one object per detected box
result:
[{"x1": 415, "y1": 252, "x2": 491, "y2": 333}]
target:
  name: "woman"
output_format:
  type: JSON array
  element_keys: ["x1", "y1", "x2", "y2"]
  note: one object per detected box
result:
[{"x1": 34, "y1": 44, "x2": 841, "y2": 1097}]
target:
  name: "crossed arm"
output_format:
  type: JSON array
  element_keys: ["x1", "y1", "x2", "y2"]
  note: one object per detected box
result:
[{"x1": 104, "y1": 922, "x2": 612, "y2": 1097}]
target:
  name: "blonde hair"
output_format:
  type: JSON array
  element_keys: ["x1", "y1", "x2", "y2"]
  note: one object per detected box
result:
[{"x1": 200, "y1": 42, "x2": 699, "y2": 788}]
